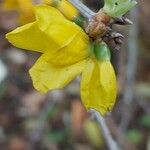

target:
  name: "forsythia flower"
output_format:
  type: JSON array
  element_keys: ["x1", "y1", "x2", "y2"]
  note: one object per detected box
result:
[
  {"x1": 43, "y1": 0, "x2": 79, "y2": 20},
  {"x1": 2, "y1": 0, "x2": 35, "y2": 24},
  {"x1": 6, "y1": 5, "x2": 116, "y2": 115}
]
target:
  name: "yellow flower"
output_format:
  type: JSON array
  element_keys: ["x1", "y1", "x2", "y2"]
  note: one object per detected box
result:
[
  {"x1": 43, "y1": 0, "x2": 79, "y2": 20},
  {"x1": 6, "y1": 5, "x2": 117, "y2": 115},
  {"x1": 2, "y1": 0, "x2": 35, "y2": 24}
]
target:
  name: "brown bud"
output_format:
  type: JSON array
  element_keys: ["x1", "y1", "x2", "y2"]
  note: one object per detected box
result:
[{"x1": 85, "y1": 10, "x2": 111, "y2": 39}]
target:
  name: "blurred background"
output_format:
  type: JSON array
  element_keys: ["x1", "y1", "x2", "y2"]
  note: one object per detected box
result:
[{"x1": 0, "y1": 0, "x2": 149, "y2": 150}]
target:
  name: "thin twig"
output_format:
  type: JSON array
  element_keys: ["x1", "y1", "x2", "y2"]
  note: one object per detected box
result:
[{"x1": 90, "y1": 109, "x2": 120, "y2": 150}]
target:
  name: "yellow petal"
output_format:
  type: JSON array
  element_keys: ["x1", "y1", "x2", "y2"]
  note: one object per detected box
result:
[
  {"x1": 43, "y1": 0, "x2": 79, "y2": 20},
  {"x1": 2, "y1": 0, "x2": 18, "y2": 10},
  {"x1": 81, "y1": 59, "x2": 117, "y2": 115},
  {"x1": 57, "y1": 0, "x2": 79, "y2": 20},
  {"x1": 6, "y1": 22, "x2": 59, "y2": 53},
  {"x1": 18, "y1": 0, "x2": 33, "y2": 14},
  {"x1": 2, "y1": 0, "x2": 35, "y2": 24},
  {"x1": 17, "y1": 0, "x2": 35, "y2": 24},
  {"x1": 35, "y1": 5, "x2": 87, "y2": 47},
  {"x1": 6, "y1": 4, "x2": 89, "y2": 62},
  {"x1": 29, "y1": 53, "x2": 86, "y2": 93},
  {"x1": 41, "y1": 31, "x2": 90, "y2": 66}
]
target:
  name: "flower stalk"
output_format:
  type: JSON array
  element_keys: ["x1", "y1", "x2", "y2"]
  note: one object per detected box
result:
[{"x1": 90, "y1": 109, "x2": 121, "y2": 150}]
